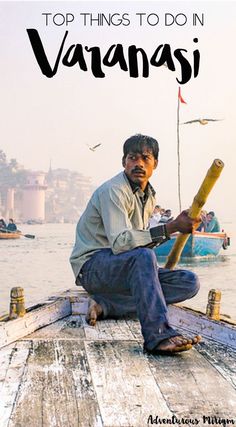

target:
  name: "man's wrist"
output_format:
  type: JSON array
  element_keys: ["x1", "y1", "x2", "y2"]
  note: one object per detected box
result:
[
  {"x1": 149, "y1": 224, "x2": 170, "y2": 243},
  {"x1": 165, "y1": 220, "x2": 178, "y2": 235}
]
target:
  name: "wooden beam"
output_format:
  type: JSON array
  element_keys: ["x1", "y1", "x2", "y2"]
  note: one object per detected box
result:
[
  {"x1": 0, "y1": 298, "x2": 71, "y2": 349},
  {"x1": 169, "y1": 305, "x2": 236, "y2": 349},
  {"x1": 1, "y1": 286, "x2": 236, "y2": 352},
  {"x1": 24, "y1": 315, "x2": 85, "y2": 340}
]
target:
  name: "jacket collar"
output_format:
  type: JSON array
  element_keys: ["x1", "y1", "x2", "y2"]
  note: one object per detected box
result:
[{"x1": 123, "y1": 172, "x2": 156, "y2": 197}]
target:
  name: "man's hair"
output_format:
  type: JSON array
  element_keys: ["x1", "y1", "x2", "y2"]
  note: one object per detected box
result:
[
  {"x1": 123, "y1": 134, "x2": 159, "y2": 160},
  {"x1": 208, "y1": 211, "x2": 215, "y2": 217}
]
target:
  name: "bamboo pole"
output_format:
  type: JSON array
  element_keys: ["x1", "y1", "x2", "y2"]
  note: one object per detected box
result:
[{"x1": 165, "y1": 159, "x2": 224, "y2": 270}]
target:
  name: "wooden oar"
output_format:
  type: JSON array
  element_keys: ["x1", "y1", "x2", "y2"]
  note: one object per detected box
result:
[
  {"x1": 16, "y1": 230, "x2": 35, "y2": 239},
  {"x1": 165, "y1": 159, "x2": 224, "y2": 270},
  {"x1": 21, "y1": 233, "x2": 35, "y2": 239}
]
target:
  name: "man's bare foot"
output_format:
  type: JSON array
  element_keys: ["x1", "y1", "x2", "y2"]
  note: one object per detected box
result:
[
  {"x1": 86, "y1": 298, "x2": 103, "y2": 326},
  {"x1": 145, "y1": 335, "x2": 201, "y2": 355}
]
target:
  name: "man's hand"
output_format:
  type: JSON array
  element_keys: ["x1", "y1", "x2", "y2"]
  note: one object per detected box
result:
[{"x1": 166, "y1": 210, "x2": 200, "y2": 235}]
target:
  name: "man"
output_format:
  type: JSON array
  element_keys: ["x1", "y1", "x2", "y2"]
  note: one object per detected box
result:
[
  {"x1": 7, "y1": 218, "x2": 17, "y2": 232},
  {"x1": 159, "y1": 209, "x2": 174, "y2": 224},
  {"x1": 70, "y1": 134, "x2": 201, "y2": 354},
  {"x1": 149, "y1": 205, "x2": 162, "y2": 228},
  {"x1": 0, "y1": 218, "x2": 7, "y2": 231},
  {"x1": 205, "y1": 211, "x2": 220, "y2": 232}
]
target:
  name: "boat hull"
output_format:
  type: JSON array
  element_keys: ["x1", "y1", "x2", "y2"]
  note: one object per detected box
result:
[
  {"x1": 0, "y1": 232, "x2": 21, "y2": 239},
  {"x1": 154, "y1": 231, "x2": 227, "y2": 258}
]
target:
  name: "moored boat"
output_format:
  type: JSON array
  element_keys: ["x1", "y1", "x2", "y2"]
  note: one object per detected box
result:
[{"x1": 154, "y1": 230, "x2": 229, "y2": 258}]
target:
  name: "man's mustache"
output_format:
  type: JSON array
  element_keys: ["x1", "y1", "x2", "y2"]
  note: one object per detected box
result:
[{"x1": 131, "y1": 168, "x2": 145, "y2": 175}]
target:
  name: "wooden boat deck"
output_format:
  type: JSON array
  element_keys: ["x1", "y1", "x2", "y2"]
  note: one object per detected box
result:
[{"x1": 0, "y1": 289, "x2": 236, "y2": 427}]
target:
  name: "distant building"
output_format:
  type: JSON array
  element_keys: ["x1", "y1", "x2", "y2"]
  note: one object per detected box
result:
[
  {"x1": 45, "y1": 168, "x2": 94, "y2": 223},
  {"x1": 22, "y1": 172, "x2": 47, "y2": 223},
  {"x1": 5, "y1": 188, "x2": 15, "y2": 219},
  {"x1": 0, "y1": 162, "x2": 94, "y2": 223}
]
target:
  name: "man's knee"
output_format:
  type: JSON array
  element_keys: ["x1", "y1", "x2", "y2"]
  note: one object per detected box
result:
[
  {"x1": 133, "y1": 247, "x2": 158, "y2": 265},
  {"x1": 183, "y1": 270, "x2": 200, "y2": 297}
]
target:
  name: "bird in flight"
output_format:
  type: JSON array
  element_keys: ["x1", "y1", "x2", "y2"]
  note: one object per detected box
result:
[
  {"x1": 86, "y1": 143, "x2": 102, "y2": 152},
  {"x1": 181, "y1": 118, "x2": 223, "y2": 125}
]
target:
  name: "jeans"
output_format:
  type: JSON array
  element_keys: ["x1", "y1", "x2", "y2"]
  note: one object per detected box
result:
[{"x1": 78, "y1": 247, "x2": 200, "y2": 351}]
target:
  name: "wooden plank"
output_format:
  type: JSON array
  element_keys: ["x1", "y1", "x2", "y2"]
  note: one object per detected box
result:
[
  {"x1": 197, "y1": 340, "x2": 236, "y2": 389},
  {"x1": 8, "y1": 339, "x2": 102, "y2": 427},
  {"x1": 148, "y1": 346, "x2": 236, "y2": 419},
  {"x1": 0, "y1": 341, "x2": 31, "y2": 427},
  {"x1": 126, "y1": 319, "x2": 143, "y2": 340},
  {"x1": 0, "y1": 342, "x2": 16, "y2": 384},
  {"x1": 25, "y1": 315, "x2": 85, "y2": 340},
  {"x1": 85, "y1": 340, "x2": 172, "y2": 427},
  {"x1": 0, "y1": 298, "x2": 71, "y2": 349},
  {"x1": 82, "y1": 316, "x2": 137, "y2": 341},
  {"x1": 169, "y1": 304, "x2": 236, "y2": 349}
]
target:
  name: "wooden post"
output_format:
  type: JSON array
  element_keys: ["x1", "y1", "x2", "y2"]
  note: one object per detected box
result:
[
  {"x1": 206, "y1": 289, "x2": 221, "y2": 320},
  {"x1": 9, "y1": 287, "x2": 26, "y2": 319},
  {"x1": 165, "y1": 159, "x2": 224, "y2": 270}
]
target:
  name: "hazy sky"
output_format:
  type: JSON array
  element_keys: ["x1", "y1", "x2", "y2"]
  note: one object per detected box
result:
[{"x1": 1, "y1": 1, "x2": 236, "y2": 219}]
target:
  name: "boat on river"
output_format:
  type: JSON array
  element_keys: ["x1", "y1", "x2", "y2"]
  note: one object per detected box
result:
[
  {"x1": 0, "y1": 287, "x2": 236, "y2": 425},
  {"x1": 155, "y1": 230, "x2": 229, "y2": 258},
  {"x1": 0, "y1": 231, "x2": 21, "y2": 239}
]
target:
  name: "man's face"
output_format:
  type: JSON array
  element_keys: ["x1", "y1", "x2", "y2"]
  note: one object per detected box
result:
[{"x1": 122, "y1": 148, "x2": 158, "y2": 190}]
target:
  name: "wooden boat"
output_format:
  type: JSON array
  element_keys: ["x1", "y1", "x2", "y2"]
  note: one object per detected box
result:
[
  {"x1": 0, "y1": 288, "x2": 236, "y2": 426},
  {"x1": 0, "y1": 231, "x2": 21, "y2": 239},
  {"x1": 154, "y1": 230, "x2": 229, "y2": 258}
]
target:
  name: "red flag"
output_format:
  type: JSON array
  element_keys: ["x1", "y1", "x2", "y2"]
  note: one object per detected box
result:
[{"x1": 178, "y1": 87, "x2": 187, "y2": 104}]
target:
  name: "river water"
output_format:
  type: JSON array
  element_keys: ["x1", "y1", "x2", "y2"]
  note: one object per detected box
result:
[{"x1": 0, "y1": 222, "x2": 235, "y2": 320}]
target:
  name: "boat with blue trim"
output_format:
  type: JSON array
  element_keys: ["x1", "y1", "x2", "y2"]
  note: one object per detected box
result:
[{"x1": 154, "y1": 230, "x2": 229, "y2": 258}]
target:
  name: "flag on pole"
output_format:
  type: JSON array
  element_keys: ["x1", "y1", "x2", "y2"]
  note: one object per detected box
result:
[{"x1": 178, "y1": 87, "x2": 187, "y2": 104}]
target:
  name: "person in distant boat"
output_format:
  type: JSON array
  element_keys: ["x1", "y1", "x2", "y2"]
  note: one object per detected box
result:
[
  {"x1": 7, "y1": 218, "x2": 17, "y2": 232},
  {"x1": 149, "y1": 204, "x2": 162, "y2": 228},
  {"x1": 70, "y1": 134, "x2": 201, "y2": 355},
  {"x1": 204, "y1": 211, "x2": 221, "y2": 233},
  {"x1": 196, "y1": 210, "x2": 207, "y2": 232},
  {"x1": 159, "y1": 209, "x2": 174, "y2": 223},
  {"x1": 0, "y1": 218, "x2": 7, "y2": 231}
]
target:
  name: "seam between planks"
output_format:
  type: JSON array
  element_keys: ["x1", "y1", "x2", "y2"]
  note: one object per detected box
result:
[{"x1": 83, "y1": 341, "x2": 105, "y2": 427}]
